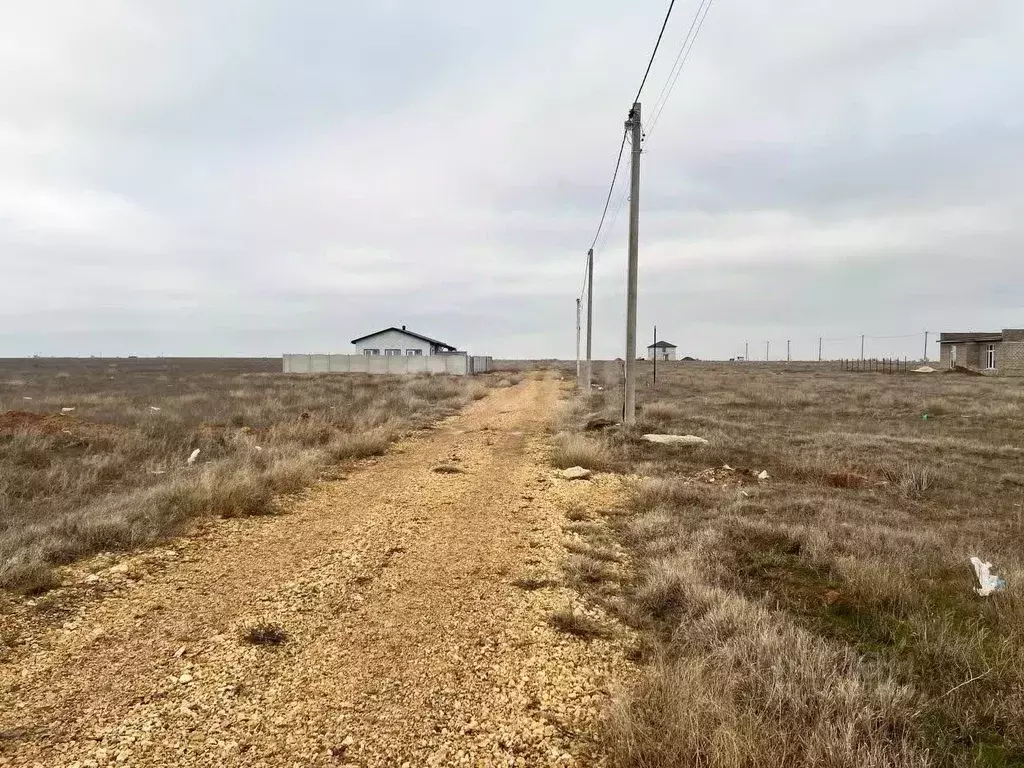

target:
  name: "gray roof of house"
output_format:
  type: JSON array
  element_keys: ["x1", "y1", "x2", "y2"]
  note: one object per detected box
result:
[
  {"x1": 647, "y1": 340, "x2": 677, "y2": 349},
  {"x1": 350, "y1": 327, "x2": 456, "y2": 350},
  {"x1": 938, "y1": 331, "x2": 1002, "y2": 343}
]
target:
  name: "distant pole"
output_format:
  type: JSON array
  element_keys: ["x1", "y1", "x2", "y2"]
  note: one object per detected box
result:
[
  {"x1": 818, "y1": 336, "x2": 823, "y2": 362},
  {"x1": 745, "y1": 341, "x2": 749, "y2": 362},
  {"x1": 653, "y1": 325, "x2": 658, "y2": 385},
  {"x1": 623, "y1": 102, "x2": 642, "y2": 425},
  {"x1": 765, "y1": 341, "x2": 770, "y2": 362},
  {"x1": 787, "y1": 340, "x2": 791, "y2": 362},
  {"x1": 923, "y1": 331, "x2": 928, "y2": 362},
  {"x1": 860, "y1": 334, "x2": 865, "y2": 361},
  {"x1": 584, "y1": 248, "x2": 594, "y2": 390},
  {"x1": 575, "y1": 298, "x2": 582, "y2": 386}
]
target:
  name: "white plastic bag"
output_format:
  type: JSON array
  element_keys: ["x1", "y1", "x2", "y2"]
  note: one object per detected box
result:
[{"x1": 970, "y1": 557, "x2": 1006, "y2": 597}]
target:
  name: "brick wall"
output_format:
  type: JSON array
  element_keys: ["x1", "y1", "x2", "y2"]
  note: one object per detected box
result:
[
  {"x1": 966, "y1": 342, "x2": 982, "y2": 368},
  {"x1": 940, "y1": 343, "x2": 963, "y2": 369},
  {"x1": 998, "y1": 342, "x2": 1024, "y2": 376}
]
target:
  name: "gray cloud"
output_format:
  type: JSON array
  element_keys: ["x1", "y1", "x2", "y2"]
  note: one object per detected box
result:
[{"x1": 1, "y1": 0, "x2": 1021, "y2": 360}]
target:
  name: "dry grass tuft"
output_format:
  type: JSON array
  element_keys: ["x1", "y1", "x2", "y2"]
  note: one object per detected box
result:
[
  {"x1": 607, "y1": 602, "x2": 924, "y2": 768},
  {"x1": 1, "y1": 560, "x2": 61, "y2": 597},
  {"x1": 564, "y1": 554, "x2": 617, "y2": 585},
  {"x1": 239, "y1": 620, "x2": 289, "y2": 646},
  {"x1": 565, "y1": 539, "x2": 621, "y2": 562},
  {"x1": 550, "y1": 433, "x2": 616, "y2": 472},
  {"x1": 882, "y1": 463, "x2": 933, "y2": 499},
  {"x1": 565, "y1": 503, "x2": 590, "y2": 521},
  {"x1": 564, "y1": 521, "x2": 605, "y2": 537},
  {"x1": 547, "y1": 605, "x2": 608, "y2": 640},
  {"x1": 641, "y1": 401, "x2": 684, "y2": 424},
  {"x1": 431, "y1": 465, "x2": 466, "y2": 475},
  {"x1": 511, "y1": 576, "x2": 560, "y2": 591}
]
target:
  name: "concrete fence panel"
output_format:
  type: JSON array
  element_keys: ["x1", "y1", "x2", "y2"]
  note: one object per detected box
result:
[{"x1": 282, "y1": 353, "x2": 482, "y2": 376}]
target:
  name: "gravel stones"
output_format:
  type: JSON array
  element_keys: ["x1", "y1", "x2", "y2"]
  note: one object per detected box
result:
[{"x1": 0, "y1": 376, "x2": 632, "y2": 767}]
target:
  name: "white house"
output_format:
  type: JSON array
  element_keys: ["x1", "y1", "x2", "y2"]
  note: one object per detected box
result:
[
  {"x1": 647, "y1": 340, "x2": 677, "y2": 361},
  {"x1": 350, "y1": 326, "x2": 458, "y2": 357}
]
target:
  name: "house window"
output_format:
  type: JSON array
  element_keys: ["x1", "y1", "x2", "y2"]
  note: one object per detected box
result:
[
  {"x1": 987, "y1": 344, "x2": 996, "y2": 370},
  {"x1": 363, "y1": 349, "x2": 380, "y2": 356},
  {"x1": 406, "y1": 349, "x2": 423, "y2": 356},
  {"x1": 385, "y1": 348, "x2": 402, "y2": 356}
]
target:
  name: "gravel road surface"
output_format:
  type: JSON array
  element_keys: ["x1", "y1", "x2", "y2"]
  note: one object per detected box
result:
[{"x1": 0, "y1": 375, "x2": 630, "y2": 767}]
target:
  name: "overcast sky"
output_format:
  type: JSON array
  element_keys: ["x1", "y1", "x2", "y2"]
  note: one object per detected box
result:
[{"x1": 1, "y1": 1, "x2": 1021, "y2": 360}]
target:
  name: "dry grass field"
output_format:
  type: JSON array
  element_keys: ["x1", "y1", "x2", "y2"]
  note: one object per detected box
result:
[
  {"x1": 558, "y1": 362, "x2": 1024, "y2": 767},
  {"x1": 0, "y1": 358, "x2": 494, "y2": 595}
]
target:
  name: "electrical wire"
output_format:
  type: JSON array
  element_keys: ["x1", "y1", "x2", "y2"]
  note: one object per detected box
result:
[
  {"x1": 633, "y1": 0, "x2": 679, "y2": 106},
  {"x1": 596, "y1": 184, "x2": 630, "y2": 253},
  {"x1": 647, "y1": 0, "x2": 709, "y2": 126},
  {"x1": 645, "y1": 0, "x2": 715, "y2": 142},
  {"x1": 587, "y1": 129, "x2": 629, "y2": 253}
]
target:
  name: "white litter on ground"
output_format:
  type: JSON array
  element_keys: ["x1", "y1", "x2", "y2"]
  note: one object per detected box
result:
[
  {"x1": 186, "y1": 448, "x2": 201, "y2": 466},
  {"x1": 642, "y1": 434, "x2": 708, "y2": 446},
  {"x1": 970, "y1": 557, "x2": 1006, "y2": 596}
]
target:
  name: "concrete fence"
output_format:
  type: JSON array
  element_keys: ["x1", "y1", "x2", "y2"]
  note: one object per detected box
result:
[{"x1": 282, "y1": 353, "x2": 492, "y2": 376}]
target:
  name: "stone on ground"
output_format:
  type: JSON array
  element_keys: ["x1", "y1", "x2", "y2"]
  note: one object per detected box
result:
[
  {"x1": 560, "y1": 466, "x2": 593, "y2": 480},
  {"x1": 641, "y1": 434, "x2": 708, "y2": 446}
]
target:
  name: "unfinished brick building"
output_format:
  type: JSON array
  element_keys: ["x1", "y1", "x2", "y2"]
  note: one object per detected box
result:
[{"x1": 938, "y1": 329, "x2": 1024, "y2": 375}]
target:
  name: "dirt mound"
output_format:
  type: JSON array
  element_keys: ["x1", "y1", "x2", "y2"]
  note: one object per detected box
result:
[{"x1": 946, "y1": 365, "x2": 984, "y2": 377}]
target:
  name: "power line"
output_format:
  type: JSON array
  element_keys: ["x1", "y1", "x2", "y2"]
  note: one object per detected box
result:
[
  {"x1": 583, "y1": 0, "x2": 691, "y2": 267},
  {"x1": 587, "y1": 129, "x2": 629, "y2": 253},
  {"x1": 633, "y1": 0, "x2": 679, "y2": 105},
  {"x1": 646, "y1": 0, "x2": 715, "y2": 142},
  {"x1": 596, "y1": 184, "x2": 630, "y2": 253},
  {"x1": 648, "y1": 0, "x2": 710, "y2": 127}
]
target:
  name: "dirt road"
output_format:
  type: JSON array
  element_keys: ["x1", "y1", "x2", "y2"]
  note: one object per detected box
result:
[{"x1": 0, "y1": 376, "x2": 630, "y2": 767}]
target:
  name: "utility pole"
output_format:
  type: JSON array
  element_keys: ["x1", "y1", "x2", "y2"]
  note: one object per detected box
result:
[
  {"x1": 860, "y1": 334, "x2": 865, "y2": 361},
  {"x1": 818, "y1": 336, "x2": 823, "y2": 362},
  {"x1": 575, "y1": 298, "x2": 582, "y2": 387},
  {"x1": 653, "y1": 325, "x2": 657, "y2": 385},
  {"x1": 584, "y1": 248, "x2": 594, "y2": 390},
  {"x1": 623, "y1": 102, "x2": 642, "y2": 424},
  {"x1": 923, "y1": 331, "x2": 928, "y2": 362},
  {"x1": 745, "y1": 341, "x2": 749, "y2": 362},
  {"x1": 787, "y1": 340, "x2": 791, "y2": 362},
  {"x1": 765, "y1": 341, "x2": 770, "y2": 362}
]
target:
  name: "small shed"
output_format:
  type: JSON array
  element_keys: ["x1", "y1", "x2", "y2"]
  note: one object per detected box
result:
[{"x1": 647, "y1": 340, "x2": 677, "y2": 362}]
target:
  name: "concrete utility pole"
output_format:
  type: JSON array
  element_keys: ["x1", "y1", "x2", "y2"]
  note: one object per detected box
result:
[
  {"x1": 923, "y1": 331, "x2": 929, "y2": 362},
  {"x1": 860, "y1": 334, "x2": 865, "y2": 361},
  {"x1": 623, "y1": 102, "x2": 642, "y2": 424},
  {"x1": 653, "y1": 325, "x2": 658, "y2": 385},
  {"x1": 745, "y1": 341, "x2": 749, "y2": 362},
  {"x1": 575, "y1": 298, "x2": 582, "y2": 386},
  {"x1": 765, "y1": 341, "x2": 770, "y2": 362},
  {"x1": 585, "y1": 249, "x2": 594, "y2": 390},
  {"x1": 787, "y1": 340, "x2": 791, "y2": 362},
  {"x1": 818, "y1": 336, "x2": 823, "y2": 362}
]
